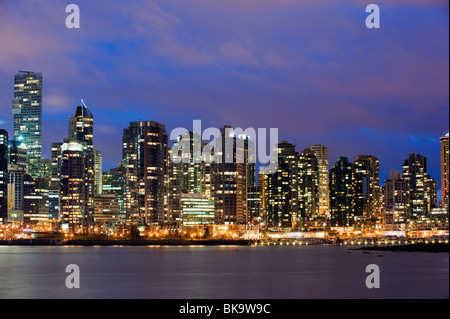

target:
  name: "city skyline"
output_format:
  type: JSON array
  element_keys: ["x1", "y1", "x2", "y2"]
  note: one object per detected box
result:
[{"x1": 0, "y1": 1, "x2": 448, "y2": 191}]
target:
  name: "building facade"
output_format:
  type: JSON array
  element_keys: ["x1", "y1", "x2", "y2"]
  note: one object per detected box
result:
[{"x1": 12, "y1": 71, "x2": 43, "y2": 177}]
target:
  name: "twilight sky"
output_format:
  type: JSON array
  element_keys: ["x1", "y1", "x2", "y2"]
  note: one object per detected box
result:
[{"x1": 0, "y1": 0, "x2": 448, "y2": 191}]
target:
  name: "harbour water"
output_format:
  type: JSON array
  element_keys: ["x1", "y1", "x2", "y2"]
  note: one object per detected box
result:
[{"x1": 0, "y1": 245, "x2": 448, "y2": 299}]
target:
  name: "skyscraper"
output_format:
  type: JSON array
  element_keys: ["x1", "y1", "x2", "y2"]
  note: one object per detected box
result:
[
  {"x1": 440, "y1": 133, "x2": 449, "y2": 205},
  {"x1": 214, "y1": 126, "x2": 255, "y2": 225},
  {"x1": 307, "y1": 145, "x2": 329, "y2": 217},
  {"x1": 353, "y1": 155, "x2": 380, "y2": 218},
  {"x1": 122, "y1": 121, "x2": 168, "y2": 226},
  {"x1": 69, "y1": 101, "x2": 94, "y2": 148},
  {"x1": 0, "y1": 129, "x2": 8, "y2": 223},
  {"x1": 402, "y1": 154, "x2": 428, "y2": 217},
  {"x1": 384, "y1": 170, "x2": 409, "y2": 225},
  {"x1": 266, "y1": 141, "x2": 297, "y2": 228},
  {"x1": 12, "y1": 71, "x2": 43, "y2": 177},
  {"x1": 102, "y1": 163, "x2": 126, "y2": 223},
  {"x1": 426, "y1": 175, "x2": 437, "y2": 211},
  {"x1": 297, "y1": 148, "x2": 320, "y2": 222},
  {"x1": 60, "y1": 141, "x2": 91, "y2": 231},
  {"x1": 329, "y1": 156, "x2": 355, "y2": 227},
  {"x1": 60, "y1": 103, "x2": 96, "y2": 232}
]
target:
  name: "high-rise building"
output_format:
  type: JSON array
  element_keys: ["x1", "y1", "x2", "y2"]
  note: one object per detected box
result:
[
  {"x1": 329, "y1": 156, "x2": 355, "y2": 227},
  {"x1": 122, "y1": 121, "x2": 168, "y2": 226},
  {"x1": 23, "y1": 175, "x2": 50, "y2": 225},
  {"x1": 8, "y1": 139, "x2": 27, "y2": 170},
  {"x1": 298, "y1": 148, "x2": 319, "y2": 222},
  {"x1": 102, "y1": 163, "x2": 126, "y2": 223},
  {"x1": 307, "y1": 145, "x2": 329, "y2": 217},
  {"x1": 258, "y1": 170, "x2": 268, "y2": 224},
  {"x1": 353, "y1": 155, "x2": 380, "y2": 218},
  {"x1": 93, "y1": 148, "x2": 103, "y2": 195},
  {"x1": 12, "y1": 71, "x2": 43, "y2": 177},
  {"x1": 8, "y1": 164, "x2": 26, "y2": 219},
  {"x1": 402, "y1": 154, "x2": 428, "y2": 217},
  {"x1": 384, "y1": 170, "x2": 409, "y2": 224},
  {"x1": 60, "y1": 103, "x2": 97, "y2": 232},
  {"x1": 69, "y1": 101, "x2": 94, "y2": 149},
  {"x1": 0, "y1": 129, "x2": 8, "y2": 223},
  {"x1": 214, "y1": 126, "x2": 255, "y2": 225},
  {"x1": 426, "y1": 175, "x2": 437, "y2": 211},
  {"x1": 266, "y1": 141, "x2": 297, "y2": 228},
  {"x1": 440, "y1": 133, "x2": 449, "y2": 205},
  {"x1": 180, "y1": 193, "x2": 215, "y2": 227},
  {"x1": 60, "y1": 141, "x2": 92, "y2": 231}
]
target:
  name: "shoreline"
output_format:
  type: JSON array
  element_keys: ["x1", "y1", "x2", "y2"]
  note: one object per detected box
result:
[
  {"x1": 0, "y1": 239, "x2": 253, "y2": 246},
  {"x1": 356, "y1": 242, "x2": 449, "y2": 253}
]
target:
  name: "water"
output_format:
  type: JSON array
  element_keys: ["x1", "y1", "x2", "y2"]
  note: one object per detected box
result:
[{"x1": 0, "y1": 245, "x2": 448, "y2": 299}]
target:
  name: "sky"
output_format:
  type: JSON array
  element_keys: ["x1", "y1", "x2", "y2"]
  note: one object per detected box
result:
[{"x1": 0, "y1": 0, "x2": 448, "y2": 192}]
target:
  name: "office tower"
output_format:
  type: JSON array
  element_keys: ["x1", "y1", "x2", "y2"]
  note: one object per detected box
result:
[
  {"x1": 60, "y1": 142, "x2": 91, "y2": 231},
  {"x1": 12, "y1": 71, "x2": 43, "y2": 177},
  {"x1": 180, "y1": 193, "x2": 215, "y2": 227},
  {"x1": 48, "y1": 142, "x2": 63, "y2": 221},
  {"x1": 50, "y1": 142, "x2": 63, "y2": 188},
  {"x1": 258, "y1": 170, "x2": 268, "y2": 224},
  {"x1": 8, "y1": 139, "x2": 27, "y2": 170},
  {"x1": 23, "y1": 175, "x2": 50, "y2": 225},
  {"x1": 266, "y1": 141, "x2": 297, "y2": 228},
  {"x1": 402, "y1": 154, "x2": 428, "y2": 217},
  {"x1": 122, "y1": 121, "x2": 168, "y2": 225},
  {"x1": 69, "y1": 101, "x2": 94, "y2": 148},
  {"x1": 214, "y1": 126, "x2": 255, "y2": 225},
  {"x1": 426, "y1": 175, "x2": 437, "y2": 211},
  {"x1": 329, "y1": 156, "x2": 355, "y2": 227},
  {"x1": 353, "y1": 155, "x2": 380, "y2": 218},
  {"x1": 102, "y1": 163, "x2": 126, "y2": 223},
  {"x1": 167, "y1": 143, "x2": 183, "y2": 226},
  {"x1": 60, "y1": 103, "x2": 96, "y2": 232},
  {"x1": 384, "y1": 170, "x2": 409, "y2": 224},
  {"x1": 307, "y1": 144, "x2": 329, "y2": 217},
  {"x1": 180, "y1": 132, "x2": 203, "y2": 194},
  {"x1": 441, "y1": 133, "x2": 449, "y2": 205},
  {"x1": 8, "y1": 164, "x2": 25, "y2": 220},
  {"x1": 93, "y1": 148, "x2": 103, "y2": 195},
  {"x1": 93, "y1": 194, "x2": 119, "y2": 225},
  {"x1": 0, "y1": 129, "x2": 8, "y2": 223},
  {"x1": 298, "y1": 149, "x2": 320, "y2": 222}
]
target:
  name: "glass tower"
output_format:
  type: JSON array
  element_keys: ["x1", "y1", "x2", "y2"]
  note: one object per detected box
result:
[{"x1": 12, "y1": 71, "x2": 43, "y2": 177}]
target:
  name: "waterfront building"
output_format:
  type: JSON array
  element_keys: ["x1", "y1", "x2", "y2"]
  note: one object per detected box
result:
[
  {"x1": 0, "y1": 129, "x2": 8, "y2": 223},
  {"x1": 297, "y1": 148, "x2": 320, "y2": 222},
  {"x1": 122, "y1": 121, "x2": 168, "y2": 226},
  {"x1": 402, "y1": 154, "x2": 428, "y2": 217},
  {"x1": 214, "y1": 126, "x2": 255, "y2": 225},
  {"x1": 102, "y1": 163, "x2": 125, "y2": 223},
  {"x1": 440, "y1": 133, "x2": 449, "y2": 205},
  {"x1": 180, "y1": 193, "x2": 215, "y2": 227},
  {"x1": 266, "y1": 141, "x2": 297, "y2": 228},
  {"x1": 383, "y1": 170, "x2": 409, "y2": 225},
  {"x1": 12, "y1": 71, "x2": 43, "y2": 177},
  {"x1": 353, "y1": 155, "x2": 381, "y2": 218},
  {"x1": 307, "y1": 144, "x2": 329, "y2": 217},
  {"x1": 329, "y1": 156, "x2": 355, "y2": 227}
]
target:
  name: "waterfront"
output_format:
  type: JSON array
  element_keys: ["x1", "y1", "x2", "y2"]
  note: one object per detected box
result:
[{"x1": 0, "y1": 245, "x2": 447, "y2": 299}]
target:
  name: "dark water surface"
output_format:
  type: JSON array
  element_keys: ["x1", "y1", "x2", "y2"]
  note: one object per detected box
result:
[{"x1": 0, "y1": 245, "x2": 447, "y2": 299}]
